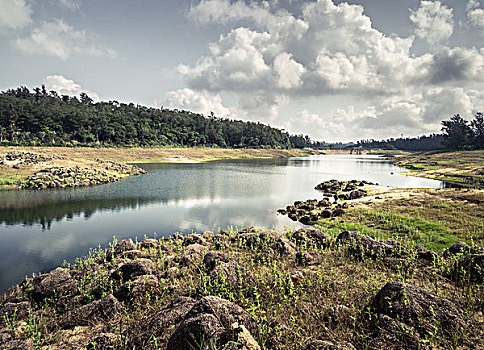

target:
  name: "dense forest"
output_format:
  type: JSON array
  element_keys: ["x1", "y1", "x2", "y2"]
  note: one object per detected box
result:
[
  {"x1": 0, "y1": 86, "x2": 312, "y2": 149},
  {"x1": 356, "y1": 134, "x2": 444, "y2": 151}
]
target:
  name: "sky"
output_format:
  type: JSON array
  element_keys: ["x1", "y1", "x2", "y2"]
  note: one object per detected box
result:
[{"x1": 0, "y1": 0, "x2": 483, "y2": 142}]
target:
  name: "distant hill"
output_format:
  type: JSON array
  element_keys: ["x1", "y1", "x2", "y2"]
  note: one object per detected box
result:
[{"x1": 0, "y1": 86, "x2": 311, "y2": 149}]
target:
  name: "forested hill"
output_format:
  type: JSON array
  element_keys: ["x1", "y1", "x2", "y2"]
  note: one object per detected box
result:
[{"x1": 0, "y1": 86, "x2": 311, "y2": 148}]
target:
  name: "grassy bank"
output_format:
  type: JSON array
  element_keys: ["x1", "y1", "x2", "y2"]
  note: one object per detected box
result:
[
  {"x1": 314, "y1": 187, "x2": 484, "y2": 251},
  {"x1": 394, "y1": 150, "x2": 484, "y2": 188},
  {"x1": 0, "y1": 227, "x2": 482, "y2": 349},
  {"x1": 0, "y1": 147, "x2": 320, "y2": 190}
]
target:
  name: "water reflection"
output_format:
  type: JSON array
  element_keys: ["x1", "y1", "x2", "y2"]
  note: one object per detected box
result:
[{"x1": 0, "y1": 155, "x2": 444, "y2": 292}]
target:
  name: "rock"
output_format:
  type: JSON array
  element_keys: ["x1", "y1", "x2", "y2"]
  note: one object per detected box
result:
[
  {"x1": 305, "y1": 339, "x2": 356, "y2": 350},
  {"x1": 367, "y1": 314, "x2": 421, "y2": 349},
  {"x1": 320, "y1": 210, "x2": 332, "y2": 218},
  {"x1": 299, "y1": 215, "x2": 311, "y2": 224},
  {"x1": 31, "y1": 267, "x2": 77, "y2": 300},
  {"x1": 231, "y1": 230, "x2": 296, "y2": 256},
  {"x1": 147, "y1": 297, "x2": 197, "y2": 343},
  {"x1": 204, "y1": 251, "x2": 229, "y2": 271},
  {"x1": 296, "y1": 251, "x2": 321, "y2": 266},
  {"x1": 332, "y1": 208, "x2": 345, "y2": 217},
  {"x1": 184, "y1": 234, "x2": 210, "y2": 247},
  {"x1": 87, "y1": 333, "x2": 120, "y2": 350},
  {"x1": 415, "y1": 246, "x2": 436, "y2": 265},
  {"x1": 455, "y1": 254, "x2": 484, "y2": 283},
  {"x1": 336, "y1": 231, "x2": 397, "y2": 259},
  {"x1": 370, "y1": 282, "x2": 465, "y2": 341},
  {"x1": 121, "y1": 249, "x2": 144, "y2": 259},
  {"x1": 179, "y1": 244, "x2": 208, "y2": 266},
  {"x1": 210, "y1": 261, "x2": 242, "y2": 286},
  {"x1": 115, "y1": 274, "x2": 160, "y2": 301},
  {"x1": 223, "y1": 323, "x2": 261, "y2": 350},
  {"x1": 118, "y1": 259, "x2": 154, "y2": 280},
  {"x1": 167, "y1": 296, "x2": 257, "y2": 350},
  {"x1": 0, "y1": 301, "x2": 31, "y2": 325},
  {"x1": 292, "y1": 228, "x2": 330, "y2": 249},
  {"x1": 0, "y1": 285, "x2": 25, "y2": 304},
  {"x1": 61, "y1": 294, "x2": 122, "y2": 328},
  {"x1": 139, "y1": 239, "x2": 158, "y2": 249},
  {"x1": 114, "y1": 239, "x2": 137, "y2": 256},
  {"x1": 447, "y1": 241, "x2": 470, "y2": 255}
]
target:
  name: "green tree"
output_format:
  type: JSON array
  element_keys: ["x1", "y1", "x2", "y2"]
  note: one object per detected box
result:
[{"x1": 441, "y1": 114, "x2": 472, "y2": 149}]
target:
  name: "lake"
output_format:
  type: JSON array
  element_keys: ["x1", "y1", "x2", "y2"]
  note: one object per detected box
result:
[{"x1": 0, "y1": 154, "x2": 444, "y2": 292}]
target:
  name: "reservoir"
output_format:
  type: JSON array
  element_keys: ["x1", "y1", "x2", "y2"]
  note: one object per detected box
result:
[{"x1": 0, "y1": 154, "x2": 443, "y2": 292}]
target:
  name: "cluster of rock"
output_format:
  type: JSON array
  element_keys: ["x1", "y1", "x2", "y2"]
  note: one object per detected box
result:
[
  {"x1": 279, "y1": 198, "x2": 348, "y2": 224},
  {"x1": 315, "y1": 179, "x2": 374, "y2": 200},
  {"x1": 96, "y1": 159, "x2": 148, "y2": 176},
  {"x1": 0, "y1": 151, "x2": 60, "y2": 168},
  {"x1": 278, "y1": 180, "x2": 376, "y2": 224},
  {"x1": 20, "y1": 165, "x2": 146, "y2": 190},
  {"x1": 0, "y1": 228, "x2": 481, "y2": 349}
]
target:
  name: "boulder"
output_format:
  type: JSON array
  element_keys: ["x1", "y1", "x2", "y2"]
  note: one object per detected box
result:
[
  {"x1": 61, "y1": 294, "x2": 122, "y2": 328},
  {"x1": 332, "y1": 208, "x2": 345, "y2": 217},
  {"x1": 296, "y1": 251, "x2": 321, "y2": 266},
  {"x1": 367, "y1": 314, "x2": 421, "y2": 350},
  {"x1": 292, "y1": 228, "x2": 330, "y2": 249},
  {"x1": 118, "y1": 259, "x2": 154, "y2": 280},
  {"x1": 139, "y1": 239, "x2": 158, "y2": 249},
  {"x1": 184, "y1": 234, "x2": 210, "y2": 247},
  {"x1": 114, "y1": 239, "x2": 137, "y2": 256},
  {"x1": 336, "y1": 231, "x2": 397, "y2": 259},
  {"x1": 370, "y1": 282, "x2": 465, "y2": 341},
  {"x1": 203, "y1": 251, "x2": 229, "y2": 271},
  {"x1": 231, "y1": 230, "x2": 296, "y2": 256},
  {"x1": 446, "y1": 241, "x2": 470, "y2": 255},
  {"x1": 455, "y1": 253, "x2": 484, "y2": 284},
  {"x1": 115, "y1": 274, "x2": 160, "y2": 301},
  {"x1": 167, "y1": 296, "x2": 257, "y2": 350},
  {"x1": 210, "y1": 261, "x2": 242, "y2": 286},
  {"x1": 0, "y1": 301, "x2": 31, "y2": 325},
  {"x1": 31, "y1": 267, "x2": 77, "y2": 300},
  {"x1": 147, "y1": 297, "x2": 197, "y2": 343},
  {"x1": 179, "y1": 244, "x2": 208, "y2": 266}
]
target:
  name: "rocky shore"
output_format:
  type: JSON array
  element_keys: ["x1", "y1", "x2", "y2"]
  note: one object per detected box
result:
[
  {"x1": 278, "y1": 180, "x2": 374, "y2": 224},
  {"x1": 1, "y1": 227, "x2": 482, "y2": 349},
  {"x1": 0, "y1": 151, "x2": 146, "y2": 190}
]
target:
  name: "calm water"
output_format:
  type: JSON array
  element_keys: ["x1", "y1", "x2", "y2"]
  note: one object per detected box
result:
[{"x1": 0, "y1": 155, "x2": 443, "y2": 292}]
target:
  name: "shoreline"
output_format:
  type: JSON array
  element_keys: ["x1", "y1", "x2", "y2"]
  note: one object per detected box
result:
[{"x1": 0, "y1": 147, "x2": 323, "y2": 190}]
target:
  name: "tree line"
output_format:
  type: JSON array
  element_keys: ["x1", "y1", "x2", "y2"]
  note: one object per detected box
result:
[
  {"x1": 355, "y1": 113, "x2": 484, "y2": 151},
  {"x1": 0, "y1": 86, "x2": 312, "y2": 149}
]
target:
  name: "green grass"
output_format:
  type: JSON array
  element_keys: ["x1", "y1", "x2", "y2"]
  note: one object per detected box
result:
[
  {"x1": 316, "y1": 189, "x2": 484, "y2": 251},
  {"x1": 316, "y1": 209, "x2": 461, "y2": 252}
]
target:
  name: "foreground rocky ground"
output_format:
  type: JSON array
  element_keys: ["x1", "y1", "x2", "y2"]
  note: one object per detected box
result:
[{"x1": 1, "y1": 226, "x2": 482, "y2": 349}]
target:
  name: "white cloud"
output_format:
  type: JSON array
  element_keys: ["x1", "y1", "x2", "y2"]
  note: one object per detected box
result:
[
  {"x1": 170, "y1": 0, "x2": 484, "y2": 141},
  {"x1": 159, "y1": 88, "x2": 237, "y2": 119},
  {"x1": 13, "y1": 19, "x2": 117, "y2": 60},
  {"x1": 467, "y1": 0, "x2": 484, "y2": 32},
  {"x1": 53, "y1": 0, "x2": 82, "y2": 12},
  {"x1": 0, "y1": 0, "x2": 32, "y2": 30},
  {"x1": 409, "y1": 0, "x2": 454, "y2": 47},
  {"x1": 43, "y1": 75, "x2": 100, "y2": 101}
]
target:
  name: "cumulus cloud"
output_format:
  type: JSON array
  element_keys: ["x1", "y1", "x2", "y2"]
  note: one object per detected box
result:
[
  {"x1": 165, "y1": 0, "x2": 484, "y2": 141},
  {"x1": 0, "y1": 0, "x2": 32, "y2": 31},
  {"x1": 13, "y1": 19, "x2": 117, "y2": 60},
  {"x1": 409, "y1": 1, "x2": 454, "y2": 47},
  {"x1": 159, "y1": 88, "x2": 237, "y2": 119},
  {"x1": 467, "y1": 0, "x2": 484, "y2": 32},
  {"x1": 43, "y1": 75, "x2": 100, "y2": 101}
]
